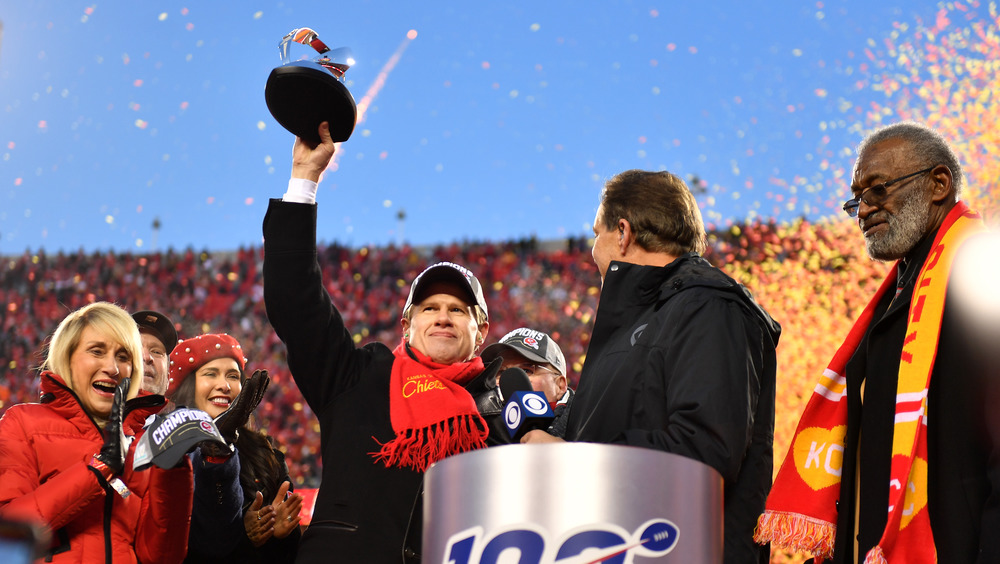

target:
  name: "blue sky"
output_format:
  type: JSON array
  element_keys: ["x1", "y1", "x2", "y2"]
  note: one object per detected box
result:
[{"x1": 0, "y1": 1, "x2": 947, "y2": 253}]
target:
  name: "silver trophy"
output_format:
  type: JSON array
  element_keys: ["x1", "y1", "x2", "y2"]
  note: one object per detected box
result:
[{"x1": 265, "y1": 28, "x2": 357, "y2": 143}]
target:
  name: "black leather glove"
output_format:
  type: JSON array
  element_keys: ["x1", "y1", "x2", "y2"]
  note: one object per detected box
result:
[
  {"x1": 198, "y1": 370, "x2": 269, "y2": 459},
  {"x1": 123, "y1": 392, "x2": 165, "y2": 420},
  {"x1": 94, "y1": 377, "x2": 129, "y2": 475},
  {"x1": 215, "y1": 369, "x2": 270, "y2": 442}
]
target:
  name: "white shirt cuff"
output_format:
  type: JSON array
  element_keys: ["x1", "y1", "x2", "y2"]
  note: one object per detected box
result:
[{"x1": 283, "y1": 178, "x2": 318, "y2": 204}]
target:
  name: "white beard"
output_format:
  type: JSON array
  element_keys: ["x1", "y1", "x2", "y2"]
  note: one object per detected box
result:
[{"x1": 862, "y1": 188, "x2": 931, "y2": 262}]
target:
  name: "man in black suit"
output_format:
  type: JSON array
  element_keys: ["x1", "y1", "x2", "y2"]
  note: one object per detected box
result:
[{"x1": 261, "y1": 122, "x2": 512, "y2": 563}]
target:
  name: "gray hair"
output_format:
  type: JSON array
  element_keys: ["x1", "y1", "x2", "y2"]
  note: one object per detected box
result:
[{"x1": 857, "y1": 121, "x2": 964, "y2": 200}]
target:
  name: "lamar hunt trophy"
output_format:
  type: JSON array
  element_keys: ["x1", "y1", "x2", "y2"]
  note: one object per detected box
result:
[{"x1": 265, "y1": 27, "x2": 357, "y2": 143}]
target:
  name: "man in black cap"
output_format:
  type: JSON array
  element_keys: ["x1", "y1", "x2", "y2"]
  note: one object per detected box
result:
[
  {"x1": 131, "y1": 310, "x2": 178, "y2": 396},
  {"x1": 261, "y1": 121, "x2": 513, "y2": 563},
  {"x1": 481, "y1": 327, "x2": 574, "y2": 437}
]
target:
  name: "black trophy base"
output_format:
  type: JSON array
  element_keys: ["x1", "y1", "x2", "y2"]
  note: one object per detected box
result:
[{"x1": 265, "y1": 62, "x2": 358, "y2": 143}]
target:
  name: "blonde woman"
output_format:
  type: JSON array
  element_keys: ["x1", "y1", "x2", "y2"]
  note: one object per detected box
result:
[{"x1": 0, "y1": 301, "x2": 193, "y2": 563}]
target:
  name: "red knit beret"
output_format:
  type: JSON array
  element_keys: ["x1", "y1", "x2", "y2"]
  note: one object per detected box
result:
[{"x1": 167, "y1": 333, "x2": 247, "y2": 397}]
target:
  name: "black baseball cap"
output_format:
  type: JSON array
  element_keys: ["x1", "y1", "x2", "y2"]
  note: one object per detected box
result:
[
  {"x1": 403, "y1": 262, "x2": 489, "y2": 320},
  {"x1": 481, "y1": 327, "x2": 567, "y2": 376},
  {"x1": 132, "y1": 408, "x2": 228, "y2": 471},
  {"x1": 132, "y1": 310, "x2": 178, "y2": 353}
]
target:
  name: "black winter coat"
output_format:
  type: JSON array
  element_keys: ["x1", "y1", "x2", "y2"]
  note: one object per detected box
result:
[
  {"x1": 262, "y1": 199, "x2": 509, "y2": 564},
  {"x1": 566, "y1": 255, "x2": 781, "y2": 564}
]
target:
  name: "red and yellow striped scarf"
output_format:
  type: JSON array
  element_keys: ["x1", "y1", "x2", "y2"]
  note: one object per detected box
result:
[{"x1": 755, "y1": 202, "x2": 983, "y2": 563}]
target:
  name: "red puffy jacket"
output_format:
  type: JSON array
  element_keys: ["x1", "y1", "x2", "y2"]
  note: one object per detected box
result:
[{"x1": 0, "y1": 372, "x2": 193, "y2": 563}]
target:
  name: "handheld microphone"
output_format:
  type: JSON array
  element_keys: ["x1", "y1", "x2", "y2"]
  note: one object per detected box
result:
[
  {"x1": 498, "y1": 367, "x2": 532, "y2": 402},
  {"x1": 498, "y1": 367, "x2": 554, "y2": 441}
]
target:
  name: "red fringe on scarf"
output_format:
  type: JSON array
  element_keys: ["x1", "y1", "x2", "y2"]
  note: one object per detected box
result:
[
  {"x1": 755, "y1": 510, "x2": 836, "y2": 562},
  {"x1": 371, "y1": 413, "x2": 488, "y2": 472},
  {"x1": 863, "y1": 546, "x2": 887, "y2": 564}
]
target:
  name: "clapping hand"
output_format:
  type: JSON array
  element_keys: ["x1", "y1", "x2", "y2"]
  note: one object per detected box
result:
[
  {"x1": 272, "y1": 481, "x2": 304, "y2": 539},
  {"x1": 215, "y1": 369, "x2": 270, "y2": 442},
  {"x1": 244, "y1": 481, "x2": 303, "y2": 547},
  {"x1": 201, "y1": 369, "x2": 269, "y2": 459},
  {"x1": 244, "y1": 492, "x2": 273, "y2": 548}
]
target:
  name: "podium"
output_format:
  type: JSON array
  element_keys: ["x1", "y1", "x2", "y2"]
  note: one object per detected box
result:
[{"x1": 423, "y1": 443, "x2": 723, "y2": 563}]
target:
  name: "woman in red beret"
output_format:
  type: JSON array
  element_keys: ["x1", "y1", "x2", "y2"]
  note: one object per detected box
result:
[{"x1": 167, "y1": 333, "x2": 302, "y2": 564}]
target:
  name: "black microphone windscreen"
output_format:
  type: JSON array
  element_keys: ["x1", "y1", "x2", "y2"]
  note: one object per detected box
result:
[{"x1": 499, "y1": 367, "x2": 532, "y2": 401}]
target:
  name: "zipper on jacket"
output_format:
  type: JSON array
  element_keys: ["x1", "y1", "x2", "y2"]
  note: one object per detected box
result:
[
  {"x1": 42, "y1": 373, "x2": 117, "y2": 563},
  {"x1": 102, "y1": 481, "x2": 114, "y2": 564},
  {"x1": 83, "y1": 465, "x2": 118, "y2": 564}
]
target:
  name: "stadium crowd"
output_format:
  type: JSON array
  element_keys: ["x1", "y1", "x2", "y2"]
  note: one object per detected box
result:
[
  {"x1": 0, "y1": 237, "x2": 600, "y2": 488},
  {"x1": 6, "y1": 207, "x2": 996, "y2": 562},
  {"x1": 0, "y1": 215, "x2": 897, "y2": 564},
  {"x1": 0, "y1": 217, "x2": 885, "y2": 498}
]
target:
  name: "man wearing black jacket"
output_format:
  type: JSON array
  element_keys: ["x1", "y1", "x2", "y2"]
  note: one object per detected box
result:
[
  {"x1": 262, "y1": 122, "x2": 510, "y2": 563},
  {"x1": 523, "y1": 169, "x2": 781, "y2": 564}
]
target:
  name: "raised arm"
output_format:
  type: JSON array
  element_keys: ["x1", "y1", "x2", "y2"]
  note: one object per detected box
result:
[{"x1": 262, "y1": 122, "x2": 372, "y2": 411}]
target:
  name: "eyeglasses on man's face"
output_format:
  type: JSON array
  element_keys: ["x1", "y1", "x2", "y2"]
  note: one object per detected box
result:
[
  {"x1": 842, "y1": 166, "x2": 935, "y2": 218},
  {"x1": 516, "y1": 363, "x2": 560, "y2": 378}
]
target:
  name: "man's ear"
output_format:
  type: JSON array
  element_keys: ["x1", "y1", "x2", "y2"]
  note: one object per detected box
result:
[
  {"x1": 400, "y1": 318, "x2": 411, "y2": 340},
  {"x1": 929, "y1": 163, "x2": 955, "y2": 203},
  {"x1": 618, "y1": 219, "x2": 633, "y2": 254}
]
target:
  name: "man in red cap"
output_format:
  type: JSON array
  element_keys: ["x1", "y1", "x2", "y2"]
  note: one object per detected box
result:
[{"x1": 262, "y1": 122, "x2": 512, "y2": 564}]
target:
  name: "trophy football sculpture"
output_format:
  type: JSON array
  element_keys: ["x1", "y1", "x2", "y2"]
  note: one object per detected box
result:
[{"x1": 265, "y1": 28, "x2": 357, "y2": 143}]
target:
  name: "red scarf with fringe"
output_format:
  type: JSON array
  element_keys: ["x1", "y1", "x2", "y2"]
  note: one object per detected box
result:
[
  {"x1": 371, "y1": 341, "x2": 488, "y2": 472},
  {"x1": 755, "y1": 202, "x2": 983, "y2": 563}
]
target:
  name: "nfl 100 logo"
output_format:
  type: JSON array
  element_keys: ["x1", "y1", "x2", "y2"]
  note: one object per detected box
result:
[{"x1": 441, "y1": 518, "x2": 680, "y2": 563}]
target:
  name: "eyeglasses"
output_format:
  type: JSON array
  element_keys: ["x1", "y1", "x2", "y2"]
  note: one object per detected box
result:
[
  {"x1": 842, "y1": 166, "x2": 935, "y2": 218},
  {"x1": 517, "y1": 364, "x2": 560, "y2": 378}
]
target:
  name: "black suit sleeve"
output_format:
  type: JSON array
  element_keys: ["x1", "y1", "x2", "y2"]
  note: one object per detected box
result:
[{"x1": 262, "y1": 199, "x2": 371, "y2": 414}]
